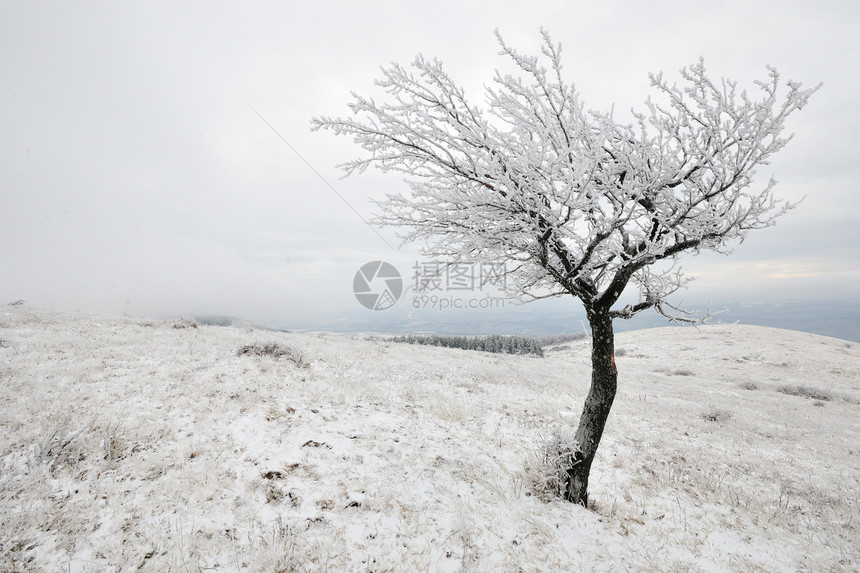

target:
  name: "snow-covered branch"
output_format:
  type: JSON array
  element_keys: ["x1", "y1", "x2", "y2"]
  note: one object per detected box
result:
[{"x1": 312, "y1": 32, "x2": 819, "y2": 316}]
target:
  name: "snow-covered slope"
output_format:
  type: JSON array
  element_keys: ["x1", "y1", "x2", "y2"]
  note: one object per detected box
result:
[{"x1": 1, "y1": 305, "x2": 858, "y2": 571}]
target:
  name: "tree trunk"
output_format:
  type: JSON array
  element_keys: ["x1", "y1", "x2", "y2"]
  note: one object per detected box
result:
[{"x1": 564, "y1": 306, "x2": 618, "y2": 506}]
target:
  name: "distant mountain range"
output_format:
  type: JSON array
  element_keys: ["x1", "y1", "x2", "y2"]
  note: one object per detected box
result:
[
  {"x1": 278, "y1": 298, "x2": 860, "y2": 343},
  {"x1": 615, "y1": 300, "x2": 860, "y2": 342}
]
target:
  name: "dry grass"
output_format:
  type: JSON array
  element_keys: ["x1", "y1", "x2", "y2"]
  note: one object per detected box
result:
[
  {"x1": 237, "y1": 341, "x2": 308, "y2": 367},
  {"x1": 777, "y1": 384, "x2": 833, "y2": 401},
  {"x1": 701, "y1": 408, "x2": 733, "y2": 422},
  {"x1": 526, "y1": 430, "x2": 580, "y2": 501}
]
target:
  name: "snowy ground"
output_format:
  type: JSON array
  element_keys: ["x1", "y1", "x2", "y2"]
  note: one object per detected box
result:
[{"x1": 1, "y1": 304, "x2": 858, "y2": 572}]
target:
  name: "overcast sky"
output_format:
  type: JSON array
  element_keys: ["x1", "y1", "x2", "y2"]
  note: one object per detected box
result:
[{"x1": 2, "y1": 1, "x2": 858, "y2": 329}]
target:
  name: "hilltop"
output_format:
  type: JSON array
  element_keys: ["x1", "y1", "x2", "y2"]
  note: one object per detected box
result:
[{"x1": 1, "y1": 305, "x2": 858, "y2": 571}]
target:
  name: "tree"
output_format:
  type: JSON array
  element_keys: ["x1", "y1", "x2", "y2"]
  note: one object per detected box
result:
[{"x1": 312, "y1": 31, "x2": 818, "y2": 506}]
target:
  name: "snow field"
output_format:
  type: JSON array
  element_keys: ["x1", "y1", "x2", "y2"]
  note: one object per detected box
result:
[{"x1": 1, "y1": 305, "x2": 858, "y2": 571}]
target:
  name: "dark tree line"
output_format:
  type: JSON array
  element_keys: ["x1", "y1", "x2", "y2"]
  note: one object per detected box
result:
[{"x1": 392, "y1": 334, "x2": 544, "y2": 357}]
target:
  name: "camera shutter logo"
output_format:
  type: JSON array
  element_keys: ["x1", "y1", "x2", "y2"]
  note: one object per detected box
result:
[{"x1": 353, "y1": 261, "x2": 403, "y2": 310}]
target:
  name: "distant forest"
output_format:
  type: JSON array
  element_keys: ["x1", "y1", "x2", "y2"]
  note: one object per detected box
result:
[{"x1": 391, "y1": 334, "x2": 545, "y2": 356}]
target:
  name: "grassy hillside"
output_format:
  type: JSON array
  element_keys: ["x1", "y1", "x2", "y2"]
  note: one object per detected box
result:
[{"x1": 1, "y1": 305, "x2": 858, "y2": 571}]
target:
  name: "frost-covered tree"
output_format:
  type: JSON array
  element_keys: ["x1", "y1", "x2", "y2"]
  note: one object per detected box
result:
[{"x1": 312, "y1": 31, "x2": 818, "y2": 506}]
